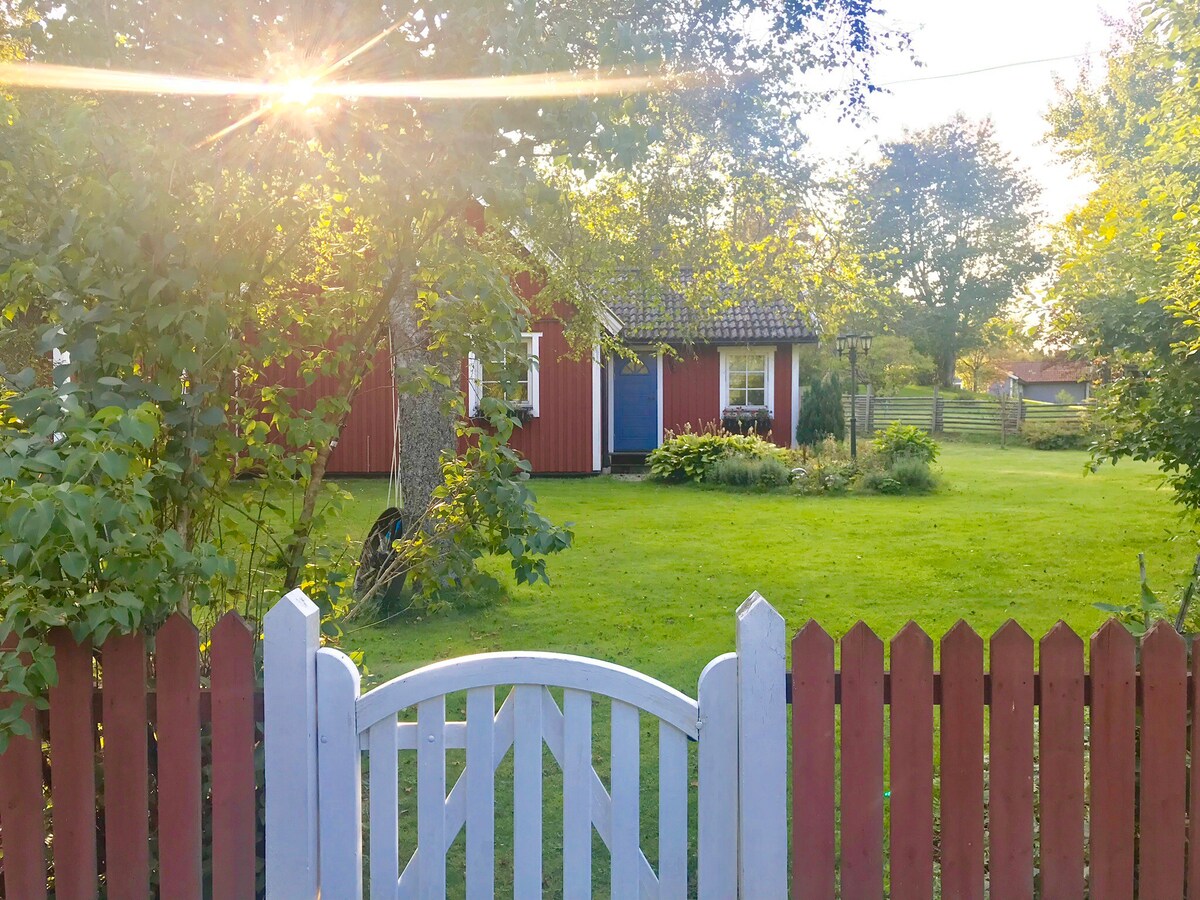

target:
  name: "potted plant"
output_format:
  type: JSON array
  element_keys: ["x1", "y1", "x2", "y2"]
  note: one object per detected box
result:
[{"x1": 721, "y1": 407, "x2": 771, "y2": 434}]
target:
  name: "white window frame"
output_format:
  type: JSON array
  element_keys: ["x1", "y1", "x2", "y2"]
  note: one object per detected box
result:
[
  {"x1": 468, "y1": 332, "x2": 541, "y2": 417},
  {"x1": 719, "y1": 345, "x2": 775, "y2": 414}
]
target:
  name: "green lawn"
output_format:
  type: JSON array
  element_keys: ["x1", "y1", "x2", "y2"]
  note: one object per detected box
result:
[
  {"x1": 326, "y1": 443, "x2": 1191, "y2": 894},
  {"x1": 335, "y1": 442, "x2": 1192, "y2": 694}
]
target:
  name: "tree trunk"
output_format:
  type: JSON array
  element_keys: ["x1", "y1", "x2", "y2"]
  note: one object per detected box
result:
[{"x1": 389, "y1": 270, "x2": 458, "y2": 526}]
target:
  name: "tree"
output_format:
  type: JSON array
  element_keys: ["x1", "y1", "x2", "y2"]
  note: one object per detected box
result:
[
  {"x1": 1047, "y1": 0, "x2": 1200, "y2": 514},
  {"x1": 853, "y1": 334, "x2": 934, "y2": 394},
  {"x1": 957, "y1": 315, "x2": 1034, "y2": 394},
  {"x1": 796, "y1": 371, "x2": 845, "y2": 445},
  {"x1": 851, "y1": 116, "x2": 1044, "y2": 385}
]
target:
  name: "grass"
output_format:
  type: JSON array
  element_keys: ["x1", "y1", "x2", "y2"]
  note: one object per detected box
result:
[
  {"x1": 336, "y1": 443, "x2": 1192, "y2": 693},
  {"x1": 325, "y1": 443, "x2": 1193, "y2": 893}
]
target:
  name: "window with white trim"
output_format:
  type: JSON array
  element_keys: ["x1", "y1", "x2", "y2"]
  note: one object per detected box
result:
[
  {"x1": 719, "y1": 346, "x2": 774, "y2": 411},
  {"x1": 469, "y1": 333, "x2": 541, "y2": 417}
]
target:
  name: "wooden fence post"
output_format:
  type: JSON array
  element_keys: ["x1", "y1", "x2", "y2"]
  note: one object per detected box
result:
[
  {"x1": 264, "y1": 589, "x2": 321, "y2": 899},
  {"x1": 736, "y1": 592, "x2": 787, "y2": 897}
]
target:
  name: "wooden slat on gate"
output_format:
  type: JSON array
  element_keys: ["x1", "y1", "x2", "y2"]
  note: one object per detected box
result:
[
  {"x1": 788, "y1": 618, "x2": 1200, "y2": 898},
  {"x1": 0, "y1": 611, "x2": 261, "y2": 897}
]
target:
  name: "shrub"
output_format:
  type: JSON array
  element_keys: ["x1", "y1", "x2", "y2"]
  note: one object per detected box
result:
[
  {"x1": 710, "y1": 456, "x2": 790, "y2": 489},
  {"x1": 796, "y1": 372, "x2": 845, "y2": 445},
  {"x1": 647, "y1": 427, "x2": 783, "y2": 483},
  {"x1": 873, "y1": 422, "x2": 939, "y2": 464},
  {"x1": 1022, "y1": 418, "x2": 1090, "y2": 450},
  {"x1": 857, "y1": 456, "x2": 939, "y2": 494}
]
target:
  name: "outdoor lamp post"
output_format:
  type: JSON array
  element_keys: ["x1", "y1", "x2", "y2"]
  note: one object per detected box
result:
[{"x1": 836, "y1": 332, "x2": 873, "y2": 458}]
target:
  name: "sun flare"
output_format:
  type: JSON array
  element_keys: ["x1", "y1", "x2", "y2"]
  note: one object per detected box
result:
[{"x1": 276, "y1": 77, "x2": 319, "y2": 107}]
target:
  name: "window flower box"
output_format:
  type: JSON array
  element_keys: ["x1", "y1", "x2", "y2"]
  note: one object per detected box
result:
[{"x1": 721, "y1": 407, "x2": 771, "y2": 435}]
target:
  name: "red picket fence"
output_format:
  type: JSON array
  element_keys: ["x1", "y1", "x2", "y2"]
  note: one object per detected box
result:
[
  {"x1": 790, "y1": 617, "x2": 1195, "y2": 899},
  {"x1": 0, "y1": 611, "x2": 262, "y2": 898}
]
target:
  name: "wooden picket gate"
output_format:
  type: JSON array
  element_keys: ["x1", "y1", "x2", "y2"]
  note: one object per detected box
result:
[{"x1": 264, "y1": 590, "x2": 789, "y2": 898}]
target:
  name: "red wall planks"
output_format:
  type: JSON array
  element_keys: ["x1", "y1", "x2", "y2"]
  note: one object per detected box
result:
[
  {"x1": 939, "y1": 622, "x2": 984, "y2": 900},
  {"x1": 773, "y1": 345, "x2": 793, "y2": 447},
  {"x1": 210, "y1": 613, "x2": 259, "y2": 899},
  {"x1": 663, "y1": 347, "x2": 721, "y2": 435},
  {"x1": 102, "y1": 631, "x2": 150, "y2": 897},
  {"x1": 506, "y1": 319, "x2": 596, "y2": 473},
  {"x1": 790, "y1": 622, "x2": 835, "y2": 900},
  {"x1": 156, "y1": 615, "x2": 203, "y2": 899},
  {"x1": 662, "y1": 345, "x2": 796, "y2": 447},
  {"x1": 839, "y1": 622, "x2": 884, "y2": 899},
  {"x1": 1089, "y1": 621, "x2": 1136, "y2": 900},
  {"x1": 988, "y1": 622, "x2": 1034, "y2": 900},
  {"x1": 888, "y1": 623, "x2": 933, "y2": 900},
  {"x1": 1037, "y1": 623, "x2": 1085, "y2": 897},
  {"x1": 48, "y1": 631, "x2": 98, "y2": 899},
  {"x1": 1138, "y1": 622, "x2": 1188, "y2": 898}
]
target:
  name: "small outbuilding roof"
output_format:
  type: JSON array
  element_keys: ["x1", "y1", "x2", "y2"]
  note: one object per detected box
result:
[
  {"x1": 1004, "y1": 359, "x2": 1090, "y2": 384},
  {"x1": 608, "y1": 295, "x2": 819, "y2": 345}
]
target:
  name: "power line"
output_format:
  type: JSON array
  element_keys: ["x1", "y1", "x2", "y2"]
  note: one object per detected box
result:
[{"x1": 881, "y1": 51, "x2": 1103, "y2": 86}]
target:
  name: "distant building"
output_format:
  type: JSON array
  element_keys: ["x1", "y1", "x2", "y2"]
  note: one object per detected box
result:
[{"x1": 995, "y1": 358, "x2": 1091, "y2": 404}]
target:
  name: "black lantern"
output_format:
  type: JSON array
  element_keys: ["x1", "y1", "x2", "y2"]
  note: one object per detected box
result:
[{"x1": 835, "y1": 332, "x2": 873, "y2": 458}]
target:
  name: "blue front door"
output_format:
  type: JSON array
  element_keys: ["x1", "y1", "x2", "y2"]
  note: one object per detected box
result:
[{"x1": 613, "y1": 353, "x2": 658, "y2": 451}]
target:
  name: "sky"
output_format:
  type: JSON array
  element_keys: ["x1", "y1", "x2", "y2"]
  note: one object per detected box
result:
[{"x1": 804, "y1": 0, "x2": 1136, "y2": 223}]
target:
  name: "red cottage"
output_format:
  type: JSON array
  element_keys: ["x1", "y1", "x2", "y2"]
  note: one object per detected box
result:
[{"x1": 306, "y1": 297, "x2": 816, "y2": 476}]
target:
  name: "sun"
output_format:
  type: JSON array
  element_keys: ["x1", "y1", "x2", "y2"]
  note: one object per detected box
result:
[{"x1": 276, "y1": 77, "x2": 319, "y2": 107}]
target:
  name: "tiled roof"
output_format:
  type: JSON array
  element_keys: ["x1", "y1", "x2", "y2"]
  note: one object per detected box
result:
[
  {"x1": 1004, "y1": 359, "x2": 1090, "y2": 384},
  {"x1": 609, "y1": 295, "x2": 818, "y2": 344}
]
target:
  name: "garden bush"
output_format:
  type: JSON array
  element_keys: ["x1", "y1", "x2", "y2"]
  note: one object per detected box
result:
[
  {"x1": 873, "y1": 422, "x2": 940, "y2": 464},
  {"x1": 857, "y1": 456, "x2": 939, "y2": 494},
  {"x1": 1022, "y1": 418, "x2": 1091, "y2": 450},
  {"x1": 647, "y1": 427, "x2": 784, "y2": 483},
  {"x1": 711, "y1": 456, "x2": 791, "y2": 489}
]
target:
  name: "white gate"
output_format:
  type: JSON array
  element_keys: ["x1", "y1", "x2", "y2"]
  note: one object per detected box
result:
[{"x1": 263, "y1": 590, "x2": 787, "y2": 899}]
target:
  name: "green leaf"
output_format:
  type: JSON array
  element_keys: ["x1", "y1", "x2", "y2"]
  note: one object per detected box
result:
[{"x1": 60, "y1": 551, "x2": 88, "y2": 579}]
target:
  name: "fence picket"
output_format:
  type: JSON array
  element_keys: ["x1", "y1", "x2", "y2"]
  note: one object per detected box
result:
[
  {"x1": 513, "y1": 684, "x2": 543, "y2": 897},
  {"x1": 417, "y1": 695, "x2": 447, "y2": 897},
  {"x1": 989, "y1": 621, "x2": 1034, "y2": 900},
  {"x1": 1090, "y1": 620, "x2": 1136, "y2": 900},
  {"x1": 369, "y1": 717, "x2": 400, "y2": 899},
  {"x1": 1138, "y1": 622, "x2": 1187, "y2": 897},
  {"x1": 466, "y1": 686, "x2": 497, "y2": 899},
  {"x1": 562, "y1": 688, "x2": 591, "y2": 898},
  {"x1": 658, "y1": 721, "x2": 688, "y2": 899},
  {"x1": 47, "y1": 631, "x2": 97, "y2": 899},
  {"x1": 102, "y1": 630, "x2": 150, "y2": 897},
  {"x1": 840, "y1": 622, "x2": 884, "y2": 899},
  {"x1": 940, "y1": 621, "x2": 984, "y2": 900},
  {"x1": 889, "y1": 622, "x2": 933, "y2": 900},
  {"x1": 156, "y1": 614, "x2": 203, "y2": 899},
  {"x1": 791, "y1": 622, "x2": 835, "y2": 900},
  {"x1": 316, "y1": 648, "x2": 363, "y2": 898},
  {"x1": 697, "y1": 653, "x2": 738, "y2": 900},
  {"x1": 1038, "y1": 623, "x2": 1085, "y2": 898},
  {"x1": 0, "y1": 637, "x2": 47, "y2": 900},
  {"x1": 610, "y1": 699, "x2": 641, "y2": 898},
  {"x1": 211, "y1": 612, "x2": 258, "y2": 899}
]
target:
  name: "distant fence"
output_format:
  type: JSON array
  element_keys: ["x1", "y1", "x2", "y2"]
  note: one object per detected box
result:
[
  {"x1": 790, "y1": 618, "x2": 1193, "y2": 897},
  {"x1": 842, "y1": 393, "x2": 1088, "y2": 438},
  {"x1": 0, "y1": 612, "x2": 262, "y2": 898}
]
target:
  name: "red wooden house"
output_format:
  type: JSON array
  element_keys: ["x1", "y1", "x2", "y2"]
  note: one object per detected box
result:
[{"x1": 308, "y1": 296, "x2": 816, "y2": 476}]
